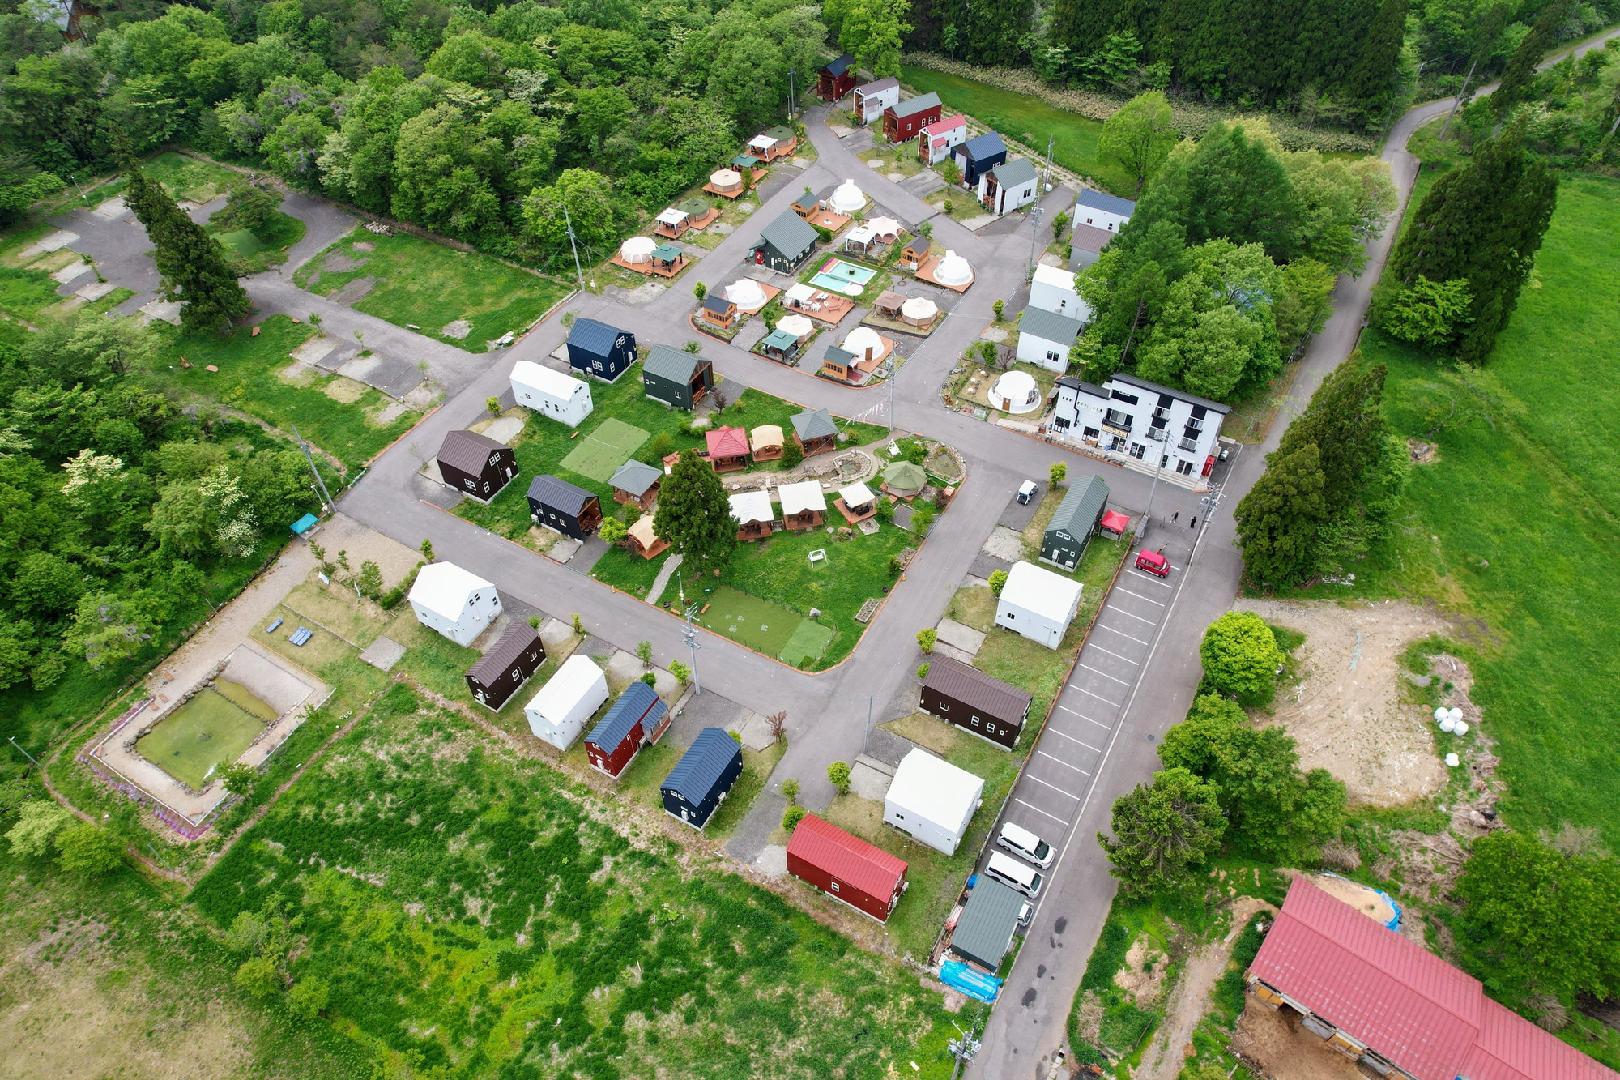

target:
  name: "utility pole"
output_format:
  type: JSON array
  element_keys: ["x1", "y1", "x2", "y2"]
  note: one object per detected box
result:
[
  {"x1": 291, "y1": 424, "x2": 335, "y2": 513},
  {"x1": 7, "y1": 736, "x2": 40, "y2": 769},
  {"x1": 947, "y1": 1022, "x2": 981, "y2": 1079},
  {"x1": 562, "y1": 204, "x2": 585, "y2": 292},
  {"x1": 1027, "y1": 206, "x2": 1044, "y2": 282},
  {"x1": 788, "y1": 69, "x2": 797, "y2": 122},
  {"x1": 681, "y1": 603, "x2": 703, "y2": 696},
  {"x1": 1042, "y1": 133, "x2": 1055, "y2": 192},
  {"x1": 1142, "y1": 432, "x2": 1166, "y2": 527},
  {"x1": 1440, "y1": 57, "x2": 1479, "y2": 139},
  {"x1": 887, "y1": 366, "x2": 895, "y2": 429}
]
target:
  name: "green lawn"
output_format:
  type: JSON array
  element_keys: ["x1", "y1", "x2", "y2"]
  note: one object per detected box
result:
[
  {"x1": 188, "y1": 688, "x2": 960, "y2": 1078},
  {"x1": 143, "y1": 315, "x2": 418, "y2": 471},
  {"x1": 134, "y1": 687, "x2": 269, "y2": 790},
  {"x1": 900, "y1": 65, "x2": 1136, "y2": 196},
  {"x1": 212, "y1": 209, "x2": 306, "y2": 274},
  {"x1": 1316, "y1": 174, "x2": 1620, "y2": 850},
  {"x1": 294, "y1": 229, "x2": 570, "y2": 350},
  {"x1": 143, "y1": 151, "x2": 244, "y2": 204}
]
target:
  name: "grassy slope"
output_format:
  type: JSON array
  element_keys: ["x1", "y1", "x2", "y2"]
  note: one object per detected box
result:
[{"x1": 1307, "y1": 173, "x2": 1620, "y2": 847}]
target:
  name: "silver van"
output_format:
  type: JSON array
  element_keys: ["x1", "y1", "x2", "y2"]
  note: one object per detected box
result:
[
  {"x1": 984, "y1": 851, "x2": 1043, "y2": 898},
  {"x1": 996, "y1": 821, "x2": 1054, "y2": 868}
]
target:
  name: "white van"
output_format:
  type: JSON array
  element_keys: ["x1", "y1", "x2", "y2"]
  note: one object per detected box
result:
[
  {"x1": 984, "y1": 851, "x2": 1043, "y2": 898},
  {"x1": 997, "y1": 821, "x2": 1054, "y2": 868}
]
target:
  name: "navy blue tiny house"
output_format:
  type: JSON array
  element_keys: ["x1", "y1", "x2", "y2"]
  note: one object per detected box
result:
[
  {"x1": 567, "y1": 318, "x2": 636, "y2": 382},
  {"x1": 660, "y1": 728, "x2": 744, "y2": 829},
  {"x1": 954, "y1": 132, "x2": 1008, "y2": 187}
]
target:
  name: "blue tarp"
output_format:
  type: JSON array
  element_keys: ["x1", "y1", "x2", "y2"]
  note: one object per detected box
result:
[
  {"x1": 291, "y1": 513, "x2": 318, "y2": 536},
  {"x1": 939, "y1": 960, "x2": 1001, "y2": 1003}
]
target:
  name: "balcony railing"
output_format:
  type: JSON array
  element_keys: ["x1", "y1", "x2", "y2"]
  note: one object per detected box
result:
[{"x1": 1179, "y1": 437, "x2": 1198, "y2": 452}]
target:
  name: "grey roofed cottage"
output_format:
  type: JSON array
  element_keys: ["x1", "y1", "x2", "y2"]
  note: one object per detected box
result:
[
  {"x1": 889, "y1": 91, "x2": 941, "y2": 119},
  {"x1": 1041, "y1": 474, "x2": 1109, "y2": 570},
  {"x1": 1020, "y1": 306, "x2": 1084, "y2": 349},
  {"x1": 950, "y1": 879, "x2": 1027, "y2": 970},
  {"x1": 526, "y1": 474, "x2": 602, "y2": 539},
  {"x1": 791, "y1": 407, "x2": 839, "y2": 455},
  {"x1": 920, "y1": 654, "x2": 1032, "y2": 750},
  {"x1": 609, "y1": 458, "x2": 663, "y2": 508},
  {"x1": 436, "y1": 429, "x2": 517, "y2": 502},
  {"x1": 752, "y1": 211, "x2": 820, "y2": 273},
  {"x1": 641, "y1": 343, "x2": 714, "y2": 410},
  {"x1": 992, "y1": 156, "x2": 1037, "y2": 188}
]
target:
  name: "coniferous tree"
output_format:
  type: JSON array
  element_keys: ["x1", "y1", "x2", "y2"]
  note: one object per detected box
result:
[
  {"x1": 653, "y1": 450, "x2": 736, "y2": 574},
  {"x1": 1100, "y1": 767, "x2": 1226, "y2": 897},
  {"x1": 1494, "y1": 0, "x2": 1575, "y2": 117},
  {"x1": 1233, "y1": 439, "x2": 1328, "y2": 586},
  {"x1": 1277, "y1": 361, "x2": 1389, "y2": 517},
  {"x1": 124, "y1": 163, "x2": 250, "y2": 334}
]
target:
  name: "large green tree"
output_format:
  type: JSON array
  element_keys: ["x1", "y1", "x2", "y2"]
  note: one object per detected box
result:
[
  {"x1": 1493, "y1": 0, "x2": 1576, "y2": 116},
  {"x1": 653, "y1": 450, "x2": 737, "y2": 574},
  {"x1": 1277, "y1": 361, "x2": 1390, "y2": 517},
  {"x1": 123, "y1": 163, "x2": 250, "y2": 333},
  {"x1": 1199, "y1": 612, "x2": 1284, "y2": 706},
  {"x1": 1100, "y1": 767, "x2": 1226, "y2": 897},
  {"x1": 1233, "y1": 439, "x2": 1328, "y2": 586},
  {"x1": 1099, "y1": 91, "x2": 1177, "y2": 197}
]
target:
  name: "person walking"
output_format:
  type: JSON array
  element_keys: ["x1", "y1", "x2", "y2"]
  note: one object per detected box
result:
[
  {"x1": 1171, "y1": 511, "x2": 1179, "y2": 524},
  {"x1": 1190, "y1": 516, "x2": 1198, "y2": 529}
]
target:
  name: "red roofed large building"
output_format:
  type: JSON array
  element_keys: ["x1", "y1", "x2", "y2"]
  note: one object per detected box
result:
[
  {"x1": 787, "y1": 813, "x2": 907, "y2": 922},
  {"x1": 1248, "y1": 878, "x2": 1617, "y2": 1080}
]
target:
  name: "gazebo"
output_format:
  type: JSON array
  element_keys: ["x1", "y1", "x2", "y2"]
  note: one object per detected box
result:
[
  {"x1": 750, "y1": 424, "x2": 785, "y2": 461},
  {"x1": 881, "y1": 460, "x2": 927, "y2": 499}
]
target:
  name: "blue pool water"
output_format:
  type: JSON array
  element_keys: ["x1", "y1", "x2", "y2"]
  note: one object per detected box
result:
[{"x1": 808, "y1": 258, "x2": 878, "y2": 295}]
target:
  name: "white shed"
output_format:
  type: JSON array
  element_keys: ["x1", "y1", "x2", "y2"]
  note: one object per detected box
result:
[
  {"x1": 995, "y1": 560, "x2": 1083, "y2": 649},
  {"x1": 524, "y1": 654, "x2": 609, "y2": 750},
  {"x1": 511, "y1": 361, "x2": 594, "y2": 428},
  {"x1": 408, "y1": 562, "x2": 501, "y2": 647},
  {"x1": 883, "y1": 748, "x2": 985, "y2": 855},
  {"x1": 1015, "y1": 307, "x2": 1085, "y2": 374},
  {"x1": 1029, "y1": 263, "x2": 1090, "y2": 321}
]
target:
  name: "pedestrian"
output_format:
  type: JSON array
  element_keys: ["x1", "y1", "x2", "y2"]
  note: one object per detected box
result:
[
  {"x1": 1171, "y1": 511, "x2": 1179, "y2": 524},
  {"x1": 1190, "y1": 516, "x2": 1198, "y2": 529}
]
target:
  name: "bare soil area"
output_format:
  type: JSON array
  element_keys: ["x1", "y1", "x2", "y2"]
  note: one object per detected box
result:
[
  {"x1": 1232, "y1": 999, "x2": 1364, "y2": 1080},
  {"x1": 1236, "y1": 599, "x2": 1449, "y2": 807}
]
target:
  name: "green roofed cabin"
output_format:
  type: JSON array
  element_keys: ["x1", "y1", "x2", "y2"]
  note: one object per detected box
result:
[
  {"x1": 1040, "y1": 474, "x2": 1109, "y2": 570},
  {"x1": 751, "y1": 212, "x2": 819, "y2": 273},
  {"x1": 642, "y1": 344, "x2": 714, "y2": 410}
]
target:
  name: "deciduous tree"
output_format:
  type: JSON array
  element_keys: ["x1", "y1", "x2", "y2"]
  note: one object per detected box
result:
[
  {"x1": 54, "y1": 822, "x2": 124, "y2": 875},
  {"x1": 1199, "y1": 612, "x2": 1284, "y2": 706},
  {"x1": 1099, "y1": 91, "x2": 1176, "y2": 197}
]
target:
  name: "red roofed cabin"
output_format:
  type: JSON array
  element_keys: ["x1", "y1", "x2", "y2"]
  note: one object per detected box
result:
[
  {"x1": 1248, "y1": 877, "x2": 1619, "y2": 1080},
  {"x1": 705, "y1": 426, "x2": 751, "y2": 472},
  {"x1": 787, "y1": 813, "x2": 908, "y2": 922},
  {"x1": 817, "y1": 53, "x2": 856, "y2": 101}
]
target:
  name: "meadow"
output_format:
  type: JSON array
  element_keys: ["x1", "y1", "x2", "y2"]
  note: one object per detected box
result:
[{"x1": 189, "y1": 688, "x2": 960, "y2": 1079}]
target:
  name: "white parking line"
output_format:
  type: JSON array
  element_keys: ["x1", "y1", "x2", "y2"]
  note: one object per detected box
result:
[
  {"x1": 1114, "y1": 587, "x2": 1166, "y2": 608},
  {"x1": 1073, "y1": 685, "x2": 1122, "y2": 708},
  {"x1": 1038, "y1": 750, "x2": 1091, "y2": 776},
  {"x1": 1025, "y1": 774, "x2": 1082, "y2": 800},
  {"x1": 1108, "y1": 606, "x2": 1160, "y2": 627},
  {"x1": 1087, "y1": 643, "x2": 1142, "y2": 667},
  {"x1": 1056, "y1": 705, "x2": 1112, "y2": 731},
  {"x1": 1014, "y1": 798, "x2": 1069, "y2": 826},
  {"x1": 1131, "y1": 570, "x2": 1175, "y2": 589},
  {"x1": 1094, "y1": 622, "x2": 1152, "y2": 647},
  {"x1": 1077, "y1": 662, "x2": 1132, "y2": 687},
  {"x1": 1045, "y1": 728, "x2": 1104, "y2": 753}
]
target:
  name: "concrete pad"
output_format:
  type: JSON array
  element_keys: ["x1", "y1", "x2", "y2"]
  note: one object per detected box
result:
[
  {"x1": 550, "y1": 536, "x2": 582, "y2": 562},
  {"x1": 440, "y1": 319, "x2": 472, "y2": 340},
  {"x1": 980, "y1": 326, "x2": 1009, "y2": 343},
  {"x1": 19, "y1": 230, "x2": 78, "y2": 259},
  {"x1": 365, "y1": 355, "x2": 425, "y2": 399},
  {"x1": 372, "y1": 400, "x2": 410, "y2": 425},
  {"x1": 539, "y1": 618, "x2": 579, "y2": 654},
  {"x1": 359, "y1": 635, "x2": 406, "y2": 671},
  {"x1": 92, "y1": 196, "x2": 132, "y2": 221},
  {"x1": 935, "y1": 641, "x2": 977, "y2": 665},
  {"x1": 753, "y1": 843, "x2": 788, "y2": 878},
  {"x1": 336, "y1": 353, "x2": 381, "y2": 383},
  {"x1": 480, "y1": 415, "x2": 524, "y2": 443},
  {"x1": 51, "y1": 258, "x2": 91, "y2": 284},
  {"x1": 736, "y1": 711, "x2": 779, "y2": 751},
  {"x1": 138, "y1": 299, "x2": 183, "y2": 325},
  {"x1": 74, "y1": 280, "x2": 118, "y2": 302},
  {"x1": 603, "y1": 649, "x2": 649, "y2": 691},
  {"x1": 981, "y1": 525, "x2": 1025, "y2": 562},
  {"x1": 291, "y1": 336, "x2": 338, "y2": 366},
  {"x1": 934, "y1": 618, "x2": 986, "y2": 659},
  {"x1": 850, "y1": 755, "x2": 896, "y2": 800}
]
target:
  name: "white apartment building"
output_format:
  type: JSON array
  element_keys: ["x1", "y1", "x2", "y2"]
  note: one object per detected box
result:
[{"x1": 1050, "y1": 373, "x2": 1229, "y2": 488}]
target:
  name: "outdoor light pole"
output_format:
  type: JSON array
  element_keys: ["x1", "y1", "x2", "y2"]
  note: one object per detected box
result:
[
  {"x1": 1027, "y1": 206, "x2": 1044, "y2": 282},
  {"x1": 681, "y1": 603, "x2": 703, "y2": 696},
  {"x1": 562, "y1": 204, "x2": 585, "y2": 292},
  {"x1": 292, "y1": 424, "x2": 336, "y2": 513}
]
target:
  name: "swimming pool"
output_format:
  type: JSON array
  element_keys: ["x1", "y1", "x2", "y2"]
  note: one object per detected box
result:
[{"x1": 808, "y1": 258, "x2": 878, "y2": 296}]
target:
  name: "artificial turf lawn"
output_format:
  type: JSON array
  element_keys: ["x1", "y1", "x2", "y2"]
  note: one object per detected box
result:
[
  {"x1": 558, "y1": 417, "x2": 649, "y2": 482},
  {"x1": 294, "y1": 229, "x2": 570, "y2": 351},
  {"x1": 135, "y1": 687, "x2": 268, "y2": 789}
]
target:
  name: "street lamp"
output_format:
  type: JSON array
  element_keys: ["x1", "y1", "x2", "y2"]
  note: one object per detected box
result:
[{"x1": 681, "y1": 603, "x2": 703, "y2": 696}]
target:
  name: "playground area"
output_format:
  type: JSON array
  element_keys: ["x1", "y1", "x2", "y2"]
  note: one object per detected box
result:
[{"x1": 559, "y1": 417, "x2": 650, "y2": 483}]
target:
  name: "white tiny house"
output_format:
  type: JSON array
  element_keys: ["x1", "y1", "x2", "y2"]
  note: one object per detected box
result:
[
  {"x1": 408, "y1": 562, "x2": 501, "y2": 646},
  {"x1": 995, "y1": 561, "x2": 1083, "y2": 649},
  {"x1": 524, "y1": 655, "x2": 609, "y2": 750},
  {"x1": 883, "y1": 749, "x2": 985, "y2": 856},
  {"x1": 511, "y1": 361, "x2": 594, "y2": 428}
]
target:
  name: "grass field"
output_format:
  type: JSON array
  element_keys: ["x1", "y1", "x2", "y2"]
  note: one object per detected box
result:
[
  {"x1": 294, "y1": 230, "x2": 569, "y2": 350},
  {"x1": 189, "y1": 688, "x2": 960, "y2": 1078},
  {"x1": 900, "y1": 65, "x2": 1136, "y2": 196},
  {"x1": 135, "y1": 687, "x2": 268, "y2": 789},
  {"x1": 211, "y1": 209, "x2": 305, "y2": 274},
  {"x1": 143, "y1": 151, "x2": 243, "y2": 204},
  {"x1": 559, "y1": 417, "x2": 649, "y2": 481}
]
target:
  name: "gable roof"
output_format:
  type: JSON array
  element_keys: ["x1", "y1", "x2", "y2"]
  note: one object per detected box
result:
[
  {"x1": 758, "y1": 211, "x2": 818, "y2": 257},
  {"x1": 609, "y1": 458, "x2": 662, "y2": 497},
  {"x1": 437, "y1": 429, "x2": 508, "y2": 476},
  {"x1": 960, "y1": 131, "x2": 1006, "y2": 162},
  {"x1": 1072, "y1": 222, "x2": 1115, "y2": 253},
  {"x1": 526, "y1": 474, "x2": 595, "y2": 516},
  {"x1": 1048, "y1": 475, "x2": 1109, "y2": 539},
  {"x1": 923, "y1": 654, "x2": 1031, "y2": 725},
  {"x1": 1110, "y1": 372, "x2": 1231, "y2": 415},
  {"x1": 1020, "y1": 306, "x2": 1084, "y2": 347},
  {"x1": 886, "y1": 748, "x2": 984, "y2": 828},
  {"x1": 568, "y1": 317, "x2": 627, "y2": 357},
  {"x1": 889, "y1": 92, "x2": 941, "y2": 119},
  {"x1": 777, "y1": 479, "x2": 827, "y2": 517},
  {"x1": 661, "y1": 728, "x2": 742, "y2": 804},
  {"x1": 644, "y1": 343, "x2": 703, "y2": 384},
  {"x1": 1251, "y1": 878, "x2": 1619, "y2": 1080},
  {"x1": 791, "y1": 407, "x2": 838, "y2": 441},
  {"x1": 856, "y1": 76, "x2": 899, "y2": 94},
  {"x1": 788, "y1": 813, "x2": 906, "y2": 899},
  {"x1": 511, "y1": 360, "x2": 585, "y2": 399},
  {"x1": 992, "y1": 156, "x2": 1038, "y2": 188},
  {"x1": 466, "y1": 622, "x2": 542, "y2": 686},
  {"x1": 952, "y1": 879, "x2": 1026, "y2": 969},
  {"x1": 1076, "y1": 188, "x2": 1136, "y2": 218},
  {"x1": 1033, "y1": 263, "x2": 1077, "y2": 293},
  {"x1": 822, "y1": 53, "x2": 853, "y2": 77},
  {"x1": 999, "y1": 560, "x2": 1083, "y2": 623},
  {"x1": 409, "y1": 562, "x2": 493, "y2": 621},
  {"x1": 587, "y1": 680, "x2": 666, "y2": 752},
  {"x1": 702, "y1": 294, "x2": 734, "y2": 315},
  {"x1": 706, "y1": 425, "x2": 750, "y2": 458},
  {"x1": 923, "y1": 114, "x2": 966, "y2": 136}
]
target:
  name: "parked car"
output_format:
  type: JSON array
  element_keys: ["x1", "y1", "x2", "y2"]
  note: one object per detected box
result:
[
  {"x1": 1016, "y1": 480, "x2": 1037, "y2": 505},
  {"x1": 984, "y1": 851, "x2": 1043, "y2": 897},
  {"x1": 1135, "y1": 549, "x2": 1170, "y2": 578},
  {"x1": 997, "y1": 821, "x2": 1054, "y2": 868}
]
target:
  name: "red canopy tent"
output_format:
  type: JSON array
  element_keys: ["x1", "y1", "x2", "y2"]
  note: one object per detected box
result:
[{"x1": 1099, "y1": 509, "x2": 1131, "y2": 537}]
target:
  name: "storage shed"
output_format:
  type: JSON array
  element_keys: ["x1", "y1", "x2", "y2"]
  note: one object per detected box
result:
[
  {"x1": 1041, "y1": 475, "x2": 1109, "y2": 569},
  {"x1": 436, "y1": 429, "x2": 516, "y2": 502},
  {"x1": 566, "y1": 318, "x2": 636, "y2": 382},
  {"x1": 883, "y1": 92, "x2": 942, "y2": 143},
  {"x1": 787, "y1": 813, "x2": 908, "y2": 922},
  {"x1": 526, "y1": 474, "x2": 602, "y2": 539},
  {"x1": 1074, "y1": 188, "x2": 1136, "y2": 233},
  {"x1": 995, "y1": 560, "x2": 1083, "y2": 649},
  {"x1": 950, "y1": 879, "x2": 1027, "y2": 971},
  {"x1": 751, "y1": 212, "x2": 819, "y2": 273},
  {"x1": 408, "y1": 562, "x2": 501, "y2": 647},
  {"x1": 524, "y1": 654, "x2": 609, "y2": 750},
  {"x1": 511, "y1": 361, "x2": 594, "y2": 428},
  {"x1": 585, "y1": 680, "x2": 668, "y2": 778},
  {"x1": 920, "y1": 654, "x2": 1032, "y2": 750},
  {"x1": 464, "y1": 622, "x2": 546, "y2": 710},
  {"x1": 955, "y1": 132, "x2": 1008, "y2": 187},
  {"x1": 660, "y1": 728, "x2": 744, "y2": 829},
  {"x1": 642, "y1": 344, "x2": 714, "y2": 410},
  {"x1": 883, "y1": 748, "x2": 985, "y2": 856},
  {"x1": 817, "y1": 53, "x2": 856, "y2": 100},
  {"x1": 1016, "y1": 306, "x2": 1085, "y2": 373}
]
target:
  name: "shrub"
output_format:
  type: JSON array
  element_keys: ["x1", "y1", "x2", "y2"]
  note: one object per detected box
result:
[
  {"x1": 989, "y1": 569, "x2": 1009, "y2": 595},
  {"x1": 5, "y1": 800, "x2": 69, "y2": 858},
  {"x1": 486, "y1": 396, "x2": 501, "y2": 415},
  {"x1": 826, "y1": 761, "x2": 851, "y2": 794},
  {"x1": 992, "y1": 299, "x2": 1005, "y2": 321},
  {"x1": 670, "y1": 660, "x2": 691, "y2": 686},
  {"x1": 54, "y1": 822, "x2": 124, "y2": 876},
  {"x1": 640, "y1": 672, "x2": 655, "y2": 686},
  {"x1": 916, "y1": 661, "x2": 930, "y2": 679},
  {"x1": 781, "y1": 778, "x2": 800, "y2": 804},
  {"x1": 571, "y1": 613, "x2": 584, "y2": 636},
  {"x1": 233, "y1": 956, "x2": 281, "y2": 1001},
  {"x1": 693, "y1": 281, "x2": 707, "y2": 300},
  {"x1": 728, "y1": 729, "x2": 743, "y2": 744},
  {"x1": 287, "y1": 976, "x2": 330, "y2": 1020},
  {"x1": 782, "y1": 805, "x2": 807, "y2": 832},
  {"x1": 1050, "y1": 461, "x2": 1067, "y2": 486},
  {"x1": 916, "y1": 628, "x2": 936, "y2": 654},
  {"x1": 780, "y1": 439, "x2": 803, "y2": 469},
  {"x1": 219, "y1": 763, "x2": 259, "y2": 796}
]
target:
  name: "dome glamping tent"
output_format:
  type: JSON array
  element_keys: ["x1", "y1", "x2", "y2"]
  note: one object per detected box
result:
[
  {"x1": 990, "y1": 370, "x2": 1040, "y2": 414},
  {"x1": 829, "y1": 179, "x2": 866, "y2": 215},
  {"x1": 843, "y1": 325, "x2": 884, "y2": 362},
  {"x1": 776, "y1": 313, "x2": 814, "y2": 339},
  {"x1": 882, "y1": 460, "x2": 927, "y2": 498},
  {"x1": 725, "y1": 278, "x2": 768, "y2": 312},
  {"x1": 900, "y1": 296, "x2": 938, "y2": 327},
  {"x1": 708, "y1": 168, "x2": 743, "y2": 197},
  {"x1": 619, "y1": 236, "x2": 655, "y2": 264},
  {"x1": 933, "y1": 249, "x2": 974, "y2": 289}
]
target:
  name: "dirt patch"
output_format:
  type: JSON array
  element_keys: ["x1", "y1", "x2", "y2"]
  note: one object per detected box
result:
[
  {"x1": 1114, "y1": 936, "x2": 1169, "y2": 1007},
  {"x1": 1306, "y1": 873, "x2": 1396, "y2": 926},
  {"x1": 323, "y1": 376, "x2": 367, "y2": 403},
  {"x1": 1232, "y1": 998, "x2": 1364, "y2": 1080},
  {"x1": 322, "y1": 252, "x2": 366, "y2": 273},
  {"x1": 330, "y1": 276, "x2": 375, "y2": 304},
  {"x1": 440, "y1": 318, "x2": 473, "y2": 340},
  {"x1": 1235, "y1": 599, "x2": 1450, "y2": 807}
]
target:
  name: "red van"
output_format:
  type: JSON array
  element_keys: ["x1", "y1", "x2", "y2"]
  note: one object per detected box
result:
[{"x1": 1135, "y1": 550, "x2": 1170, "y2": 578}]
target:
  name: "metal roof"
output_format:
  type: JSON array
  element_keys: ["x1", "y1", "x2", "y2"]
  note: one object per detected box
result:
[
  {"x1": 1109, "y1": 372, "x2": 1231, "y2": 414},
  {"x1": 822, "y1": 53, "x2": 853, "y2": 76},
  {"x1": 661, "y1": 728, "x2": 742, "y2": 805},
  {"x1": 587, "y1": 680, "x2": 666, "y2": 753},
  {"x1": 1251, "y1": 878, "x2": 1618, "y2": 1080},
  {"x1": 1056, "y1": 375, "x2": 1107, "y2": 398},
  {"x1": 886, "y1": 749, "x2": 984, "y2": 833},
  {"x1": 758, "y1": 211, "x2": 818, "y2": 258},
  {"x1": 1048, "y1": 475, "x2": 1109, "y2": 539},
  {"x1": 408, "y1": 562, "x2": 493, "y2": 622},
  {"x1": 466, "y1": 623, "x2": 542, "y2": 686},
  {"x1": 992, "y1": 157, "x2": 1038, "y2": 188},
  {"x1": 923, "y1": 654, "x2": 1030, "y2": 726},
  {"x1": 511, "y1": 360, "x2": 585, "y2": 399},
  {"x1": 791, "y1": 407, "x2": 838, "y2": 441},
  {"x1": 1076, "y1": 188, "x2": 1137, "y2": 218},
  {"x1": 609, "y1": 459, "x2": 662, "y2": 497},
  {"x1": 998, "y1": 560, "x2": 1082, "y2": 623},
  {"x1": 437, "y1": 428, "x2": 508, "y2": 476},
  {"x1": 1072, "y1": 222, "x2": 1116, "y2": 252},
  {"x1": 761, "y1": 328, "x2": 800, "y2": 351},
  {"x1": 951, "y1": 879, "x2": 1025, "y2": 969},
  {"x1": 960, "y1": 132, "x2": 1006, "y2": 162},
  {"x1": 856, "y1": 77, "x2": 899, "y2": 94},
  {"x1": 526, "y1": 474, "x2": 595, "y2": 516},
  {"x1": 702, "y1": 294, "x2": 734, "y2": 314},
  {"x1": 1019, "y1": 306, "x2": 1083, "y2": 347},
  {"x1": 644, "y1": 343, "x2": 703, "y2": 384},
  {"x1": 923, "y1": 114, "x2": 966, "y2": 135},
  {"x1": 568, "y1": 317, "x2": 626, "y2": 358},
  {"x1": 788, "y1": 813, "x2": 906, "y2": 899},
  {"x1": 890, "y1": 92, "x2": 941, "y2": 119}
]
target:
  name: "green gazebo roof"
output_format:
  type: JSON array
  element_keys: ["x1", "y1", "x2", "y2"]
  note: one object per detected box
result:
[{"x1": 882, "y1": 460, "x2": 927, "y2": 494}]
